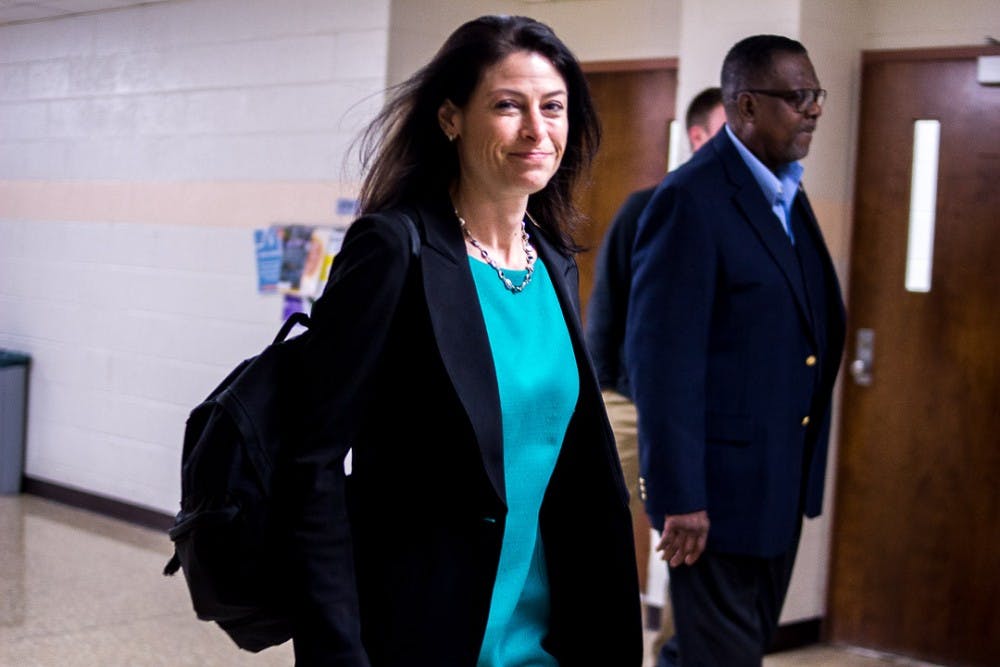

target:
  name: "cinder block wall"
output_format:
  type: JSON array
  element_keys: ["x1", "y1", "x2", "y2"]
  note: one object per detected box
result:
[{"x1": 0, "y1": 0, "x2": 390, "y2": 513}]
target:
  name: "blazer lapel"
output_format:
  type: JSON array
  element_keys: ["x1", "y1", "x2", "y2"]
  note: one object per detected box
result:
[
  {"x1": 415, "y1": 198, "x2": 506, "y2": 505},
  {"x1": 529, "y1": 222, "x2": 586, "y2": 366},
  {"x1": 531, "y1": 223, "x2": 627, "y2": 501},
  {"x1": 715, "y1": 132, "x2": 814, "y2": 337},
  {"x1": 794, "y1": 186, "x2": 848, "y2": 358}
]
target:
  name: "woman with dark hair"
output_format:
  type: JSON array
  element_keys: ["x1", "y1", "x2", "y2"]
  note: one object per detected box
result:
[{"x1": 288, "y1": 15, "x2": 641, "y2": 666}]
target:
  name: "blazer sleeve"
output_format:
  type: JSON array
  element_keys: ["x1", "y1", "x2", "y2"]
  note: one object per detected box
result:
[
  {"x1": 585, "y1": 188, "x2": 651, "y2": 394},
  {"x1": 625, "y1": 183, "x2": 715, "y2": 529},
  {"x1": 286, "y1": 213, "x2": 415, "y2": 666}
]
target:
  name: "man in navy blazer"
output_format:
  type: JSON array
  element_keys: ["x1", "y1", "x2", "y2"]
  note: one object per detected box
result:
[{"x1": 625, "y1": 35, "x2": 846, "y2": 666}]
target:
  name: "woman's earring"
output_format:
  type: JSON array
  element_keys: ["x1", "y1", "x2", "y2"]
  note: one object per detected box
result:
[{"x1": 446, "y1": 132, "x2": 456, "y2": 142}]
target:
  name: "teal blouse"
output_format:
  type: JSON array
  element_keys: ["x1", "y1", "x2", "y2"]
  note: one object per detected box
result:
[{"x1": 468, "y1": 256, "x2": 580, "y2": 667}]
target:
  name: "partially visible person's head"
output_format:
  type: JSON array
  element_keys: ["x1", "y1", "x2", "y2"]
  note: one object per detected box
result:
[
  {"x1": 357, "y1": 15, "x2": 599, "y2": 250},
  {"x1": 684, "y1": 86, "x2": 725, "y2": 153},
  {"x1": 721, "y1": 34, "x2": 824, "y2": 170}
]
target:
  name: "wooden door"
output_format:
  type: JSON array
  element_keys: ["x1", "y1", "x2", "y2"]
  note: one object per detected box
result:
[
  {"x1": 828, "y1": 47, "x2": 1000, "y2": 666},
  {"x1": 576, "y1": 60, "x2": 676, "y2": 320}
]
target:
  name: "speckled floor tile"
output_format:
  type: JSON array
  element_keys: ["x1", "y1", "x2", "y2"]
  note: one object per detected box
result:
[
  {"x1": 0, "y1": 495, "x2": 292, "y2": 666},
  {"x1": 1, "y1": 494, "x2": 944, "y2": 667},
  {"x1": 765, "y1": 645, "x2": 945, "y2": 666}
]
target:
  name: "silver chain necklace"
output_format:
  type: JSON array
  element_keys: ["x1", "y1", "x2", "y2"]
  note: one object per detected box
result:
[{"x1": 455, "y1": 209, "x2": 536, "y2": 293}]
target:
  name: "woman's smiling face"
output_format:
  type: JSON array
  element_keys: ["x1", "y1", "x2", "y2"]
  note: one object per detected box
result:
[{"x1": 441, "y1": 50, "x2": 569, "y2": 201}]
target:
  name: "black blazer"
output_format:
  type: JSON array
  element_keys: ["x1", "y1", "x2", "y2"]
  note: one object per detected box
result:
[
  {"x1": 286, "y1": 193, "x2": 642, "y2": 666},
  {"x1": 626, "y1": 129, "x2": 846, "y2": 557}
]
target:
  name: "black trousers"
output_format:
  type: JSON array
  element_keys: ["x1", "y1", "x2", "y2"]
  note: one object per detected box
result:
[{"x1": 656, "y1": 525, "x2": 802, "y2": 667}]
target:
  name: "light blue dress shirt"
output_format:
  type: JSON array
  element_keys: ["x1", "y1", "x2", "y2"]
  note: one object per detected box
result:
[{"x1": 725, "y1": 124, "x2": 804, "y2": 243}]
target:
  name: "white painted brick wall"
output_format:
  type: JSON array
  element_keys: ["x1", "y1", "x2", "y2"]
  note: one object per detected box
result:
[
  {"x1": 0, "y1": 218, "x2": 286, "y2": 512},
  {"x1": 0, "y1": 0, "x2": 390, "y2": 513},
  {"x1": 0, "y1": 0, "x2": 389, "y2": 181}
]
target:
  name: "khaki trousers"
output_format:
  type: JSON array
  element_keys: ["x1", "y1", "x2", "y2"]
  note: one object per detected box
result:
[{"x1": 601, "y1": 391, "x2": 675, "y2": 653}]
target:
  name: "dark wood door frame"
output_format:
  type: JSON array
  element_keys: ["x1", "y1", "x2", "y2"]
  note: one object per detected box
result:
[{"x1": 582, "y1": 57, "x2": 678, "y2": 73}]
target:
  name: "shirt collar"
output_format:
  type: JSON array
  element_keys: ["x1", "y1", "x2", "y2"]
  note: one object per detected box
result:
[{"x1": 725, "y1": 124, "x2": 804, "y2": 211}]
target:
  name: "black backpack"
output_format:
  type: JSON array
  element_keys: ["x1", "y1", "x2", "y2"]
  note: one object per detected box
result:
[
  {"x1": 163, "y1": 211, "x2": 420, "y2": 652},
  {"x1": 163, "y1": 310, "x2": 310, "y2": 652}
]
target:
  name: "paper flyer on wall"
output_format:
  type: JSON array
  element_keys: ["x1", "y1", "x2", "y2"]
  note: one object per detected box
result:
[
  {"x1": 277, "y1": 224, "x2": 314, "y2": 292},
  {"x1": 254, "y1": 227, "x2": 283, "y2": 293},
  {"x1": 255, "y1": 223, "x2": 347, "y2": 300}
]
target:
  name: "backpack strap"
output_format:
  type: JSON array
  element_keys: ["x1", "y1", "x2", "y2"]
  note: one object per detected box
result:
[
  {"x1": 399, "y1": 210, "x2": 421, "y2": 258},
  {"x1": 272, "y1": 310, "x2": 310, "y2": 344}
]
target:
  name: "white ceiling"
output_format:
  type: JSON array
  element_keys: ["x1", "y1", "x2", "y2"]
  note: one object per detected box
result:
[{"x1": 0, "y1": 0, "x2": 163, "y2": 26}]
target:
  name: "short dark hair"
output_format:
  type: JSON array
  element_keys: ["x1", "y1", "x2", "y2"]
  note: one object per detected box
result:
[
  {"x1": 720, "y1": 34, "x2": 808, "y2": 106},
  {"x1": 356, "y1": 15, "x2": 600, "y2": 252},
  {"x1": 684, "y1": 87, "x2": 723, "y2": 131}
]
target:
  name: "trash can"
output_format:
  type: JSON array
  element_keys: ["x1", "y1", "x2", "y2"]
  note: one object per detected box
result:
[{"x1": 0, "y1": 350, "x2": 29, "y2": 495}]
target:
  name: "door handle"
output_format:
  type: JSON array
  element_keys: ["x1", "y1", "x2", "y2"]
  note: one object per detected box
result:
[
  {"x1": 850, "y1": 328, "x2": 874, "y2": 386},
  {"x1": 850, "y1": 358, "x2": 872, "y2": 385}
]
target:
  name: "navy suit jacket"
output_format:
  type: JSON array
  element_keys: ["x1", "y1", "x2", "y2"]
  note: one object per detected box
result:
[
  {"x1": 625, "y1": 129, "x2": 845, "y2": 557},
  {"x1": 287, "y1": 193, "x2": 641, "y2": 665}
]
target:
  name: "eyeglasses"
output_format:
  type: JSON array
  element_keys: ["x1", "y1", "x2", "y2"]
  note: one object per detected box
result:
[{"x1": 741, "y1": 88, "x2": 827, "y2": 113}]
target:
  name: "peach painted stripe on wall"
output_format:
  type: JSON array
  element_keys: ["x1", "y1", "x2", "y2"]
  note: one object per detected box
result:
[
  {"x1": 0, "y1": 181, "x2": 851, "y2": 272},
  {"x1": 0, "y1": 180, "x2": 361, "y2": 228}
]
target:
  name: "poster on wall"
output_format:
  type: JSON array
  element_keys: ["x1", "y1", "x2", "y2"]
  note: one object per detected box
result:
[
  {"x1": 277, "y1": 224, "x2": 314, "y2": 292},
  {"x1": 255, "y1": 224, "x2": 347, "y2": 303},
  {"x1": 255, "y1": 198, "x2": 356, "y2": 318},
  {"x1": 254, "y1": 227, "x2": 283, "y2": 293}
]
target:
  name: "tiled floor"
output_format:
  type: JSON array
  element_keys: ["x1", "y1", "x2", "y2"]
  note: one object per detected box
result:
[{"x1": 0, "y1": 494, "x2": 943, "y2": 666}]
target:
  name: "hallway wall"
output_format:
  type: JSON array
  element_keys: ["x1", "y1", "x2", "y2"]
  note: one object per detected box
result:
[
  {"x1": 387, "y1": 0, "x2": 680, "y2": 87},
  {"x1": 0, "y1": 0, "x2": 390, "y2": 513}
]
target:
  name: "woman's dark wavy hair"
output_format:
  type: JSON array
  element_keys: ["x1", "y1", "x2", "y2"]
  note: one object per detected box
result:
[{"x1": 356, "y1": 15, "x2": 600, "y2": 253}]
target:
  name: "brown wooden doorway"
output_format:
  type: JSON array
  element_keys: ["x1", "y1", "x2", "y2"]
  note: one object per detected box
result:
[
  {"x1": 828, "y1": 47, "x2": 1000, "y2": 666},
  {"x1": 576, "y1": 59, "x2": 677, "y2": 320}
]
